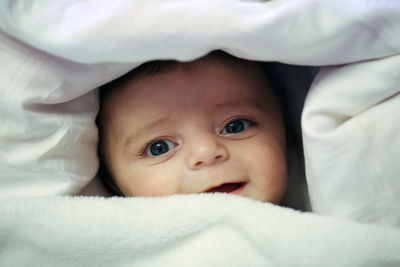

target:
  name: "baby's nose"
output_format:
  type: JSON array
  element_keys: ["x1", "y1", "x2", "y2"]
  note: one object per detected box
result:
[{"x1": 187, "y1": 134, "x2": 228, "y2": 170}]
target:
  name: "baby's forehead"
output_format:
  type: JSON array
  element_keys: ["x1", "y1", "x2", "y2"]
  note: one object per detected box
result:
[{"x1": 101, "y1": 53, "x2": 276, "y2": 116}]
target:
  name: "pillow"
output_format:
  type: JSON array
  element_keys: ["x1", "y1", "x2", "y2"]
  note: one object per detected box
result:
[{"x1": 1, "y1": 0, "x2": 399, "y2": 225}]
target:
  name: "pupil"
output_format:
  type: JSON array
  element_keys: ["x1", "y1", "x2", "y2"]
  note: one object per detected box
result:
[
  {"x1": 150, "y1": 141, "x2": 169, "y2": 155},
  {"x1": 226, "y1": 120, "x2": 244, "y2": 133}
]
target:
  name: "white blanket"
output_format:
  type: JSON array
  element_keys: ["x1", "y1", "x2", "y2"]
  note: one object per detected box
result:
[
  {"x1": 1, "y1": 194, "x2": 399, "y2": 267},
  {"x1": 302, "y1": 55, "x2": 400, "y2": 225}
]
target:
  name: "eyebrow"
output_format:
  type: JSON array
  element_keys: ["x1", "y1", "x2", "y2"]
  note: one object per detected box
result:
[
  {"x1": 124, "y1": 117, "x2": 172, "y2": 148},
  {"x1": 211, "y1": 99, "x2": 266, "y2": 114}
]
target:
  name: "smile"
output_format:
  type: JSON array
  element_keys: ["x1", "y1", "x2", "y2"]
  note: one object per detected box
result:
[{"x1": 203, "y1": 182, "x2": 246, "y2": 195}]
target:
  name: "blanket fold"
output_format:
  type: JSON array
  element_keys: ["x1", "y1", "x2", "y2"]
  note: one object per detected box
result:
[
  {"x1": 1, "y1": 0, "x2": 400, "y2": 65},
  {"x1": 302, "y1": 55, "x2": 400, "y2": 225}
]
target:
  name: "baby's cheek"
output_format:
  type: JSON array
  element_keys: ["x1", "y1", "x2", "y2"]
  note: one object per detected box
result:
[
  {"x1": 247, "y1": 140, "x2": 287, "y2": 201},
  {"x1": 250, "y1": 136, "x2": 285, "y2": 165},
  {"x1": 256, "y1": 149, "x2": 287, "y2": 187},
  {"x1": 123, "y1": 166, "x2": 181, "y2": 197}
]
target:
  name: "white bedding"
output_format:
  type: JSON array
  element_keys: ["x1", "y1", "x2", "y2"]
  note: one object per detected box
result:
[
  {"x1": 1, "y1": 194, "x2": 399, "y2": 267},
  {"x1": 1, "y1": 0, "x2": 400, "y2": 265},
  {"x1": 303, "y1": 55, "x2": 400, "y2": 225}
]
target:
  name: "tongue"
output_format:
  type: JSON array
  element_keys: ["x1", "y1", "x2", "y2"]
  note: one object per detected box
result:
[{"x1": 207, "y1": 183, "x2": 241, "y2": 193}]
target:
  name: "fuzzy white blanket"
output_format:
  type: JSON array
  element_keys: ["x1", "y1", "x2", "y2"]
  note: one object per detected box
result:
[{"x1": 1, "y1": 194, "x2": 399, "y2": 267}]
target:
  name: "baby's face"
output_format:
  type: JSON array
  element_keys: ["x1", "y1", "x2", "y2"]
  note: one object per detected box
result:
[{"x1": 100, "y1": 57, "x2": 287, "y2": 203}]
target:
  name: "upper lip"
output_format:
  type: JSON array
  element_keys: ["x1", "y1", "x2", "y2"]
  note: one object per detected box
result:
[{"x1": 201, "y1": 180, "x2": 247, "y2": 193}]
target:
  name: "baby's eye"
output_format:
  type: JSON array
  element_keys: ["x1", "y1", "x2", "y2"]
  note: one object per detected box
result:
[
  {"x1": 220, "y1": 119, "x2": 252, "y2": 135},
  {"x1": 144, "y1": 139, "x2": 177, "y2": 157}
]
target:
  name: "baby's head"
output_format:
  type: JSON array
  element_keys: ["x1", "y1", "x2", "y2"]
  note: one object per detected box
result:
[{"x1": 98, "y1": 51, "x2": 287, "y2": 204}]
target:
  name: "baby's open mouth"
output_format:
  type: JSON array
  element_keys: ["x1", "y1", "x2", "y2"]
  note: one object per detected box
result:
[{"x1": 204, "y1": 182, "x2": 246, "y2": 194}]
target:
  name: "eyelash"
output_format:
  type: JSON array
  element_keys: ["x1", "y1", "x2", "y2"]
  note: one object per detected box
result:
[
  {"x1": 137, "y1": 137, "x2": 173, "y2": 157},
  {"x1": 219, "y1": 117, "x2": 257, "y2": 135}
]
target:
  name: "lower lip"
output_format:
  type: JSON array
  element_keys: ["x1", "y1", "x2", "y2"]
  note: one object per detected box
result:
[{"x1": 230, "y1": 182, "x2": 247, "y2": 195}]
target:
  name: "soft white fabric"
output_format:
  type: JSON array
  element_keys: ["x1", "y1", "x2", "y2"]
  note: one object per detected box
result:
[
  {"x1": 0, "y1": 0, "x2": 399, "y2": 222},
  {"x1": 1, "y1": 0, "x2": 400, "y2": 65},
  {"x1": 302, "y1": 55, "x2": 400, "y2": 225},
  {"x1": 0, "y1": 194, "x2": 399, "y2": 267},
  {"x1": 0, "y1": 31, "x2": 134, "y2": 196}
]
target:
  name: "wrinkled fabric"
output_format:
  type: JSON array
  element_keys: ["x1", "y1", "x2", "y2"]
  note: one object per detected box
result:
[{"x1": 302, "y1": 55, "x2": 400, "y2": 225}]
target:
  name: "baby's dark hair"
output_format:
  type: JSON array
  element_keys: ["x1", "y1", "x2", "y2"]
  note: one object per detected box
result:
[{"x1": 96, "y1": 50, "x2": 294, "y2": 196}]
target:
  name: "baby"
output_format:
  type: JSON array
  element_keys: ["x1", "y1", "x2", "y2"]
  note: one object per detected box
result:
[{"x1": 97, "y1": 51, "x2": 287, "y2": 204}]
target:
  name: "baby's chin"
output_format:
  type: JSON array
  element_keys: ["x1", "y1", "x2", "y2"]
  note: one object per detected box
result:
[
  {"x1": 244, "y1": 189, "x2": 285, "y2": 204},
  {"x1": 198, "y1": 181, "x2": 284, "y2": 204}
]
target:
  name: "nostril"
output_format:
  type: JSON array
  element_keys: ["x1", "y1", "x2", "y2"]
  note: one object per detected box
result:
[
  {"x1": 194, "y1": 161, "x2": 203, "y2": 167},
  {"x1": 191, "y1": 153, "x2": 226, "y2": 169}
]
